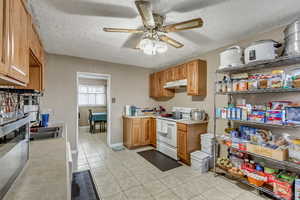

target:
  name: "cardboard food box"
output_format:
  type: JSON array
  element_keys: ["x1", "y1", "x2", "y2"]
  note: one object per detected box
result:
[{"x1": 246, "y1": 143, "x2": 288, "y2": 161}]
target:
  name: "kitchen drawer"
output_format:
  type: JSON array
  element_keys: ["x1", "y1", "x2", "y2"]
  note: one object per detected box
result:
[{"x1": 177, "y1": 123, "x2": 187, "y2": 131}]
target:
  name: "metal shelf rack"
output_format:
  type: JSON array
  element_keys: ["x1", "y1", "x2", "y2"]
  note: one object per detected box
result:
[
  {"x1": 213, "y1": 55, "x2": 300, "y2": 200},
  {"x1": 216, "y1": 118, "x2": 300, "y2": 129},
  {"x1": 215, "y1": 170, "x2": 285, "y2": 200},
  {"x1": 216, "y1": 55, "x2": 300, "y2": 74},
  {"x1": 217, "y1": 87, "x2": 300, "y2": 95},
  {"x1": 216, "y1": 140, "x2": 300, "y2": 172}
]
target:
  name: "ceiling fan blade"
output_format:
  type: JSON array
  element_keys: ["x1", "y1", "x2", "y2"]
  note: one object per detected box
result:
[
  {"x1": 162, "y1": 18, "x2": 203, "y2": 33},
  {"x1": 135, "y1": 1, "x2": 155, "y2": 28},
  {"x1": 103, "y1": 28, "x2": 144, "y2": 33},
  {"x1": 122, "y1": 34, "x2": 143, "y2": 49},
  {"x1": 160, "y1": 35, "x2": 184, "y2": 48}
]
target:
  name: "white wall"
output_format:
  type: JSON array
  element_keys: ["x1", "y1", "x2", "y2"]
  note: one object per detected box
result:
[{"x1": 41, "y1": 54, "x2": 153, "y2": 150}]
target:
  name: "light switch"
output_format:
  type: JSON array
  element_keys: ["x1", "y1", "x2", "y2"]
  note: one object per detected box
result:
[{"x1": 112, "y1": 97, "x2": 116, "y2": 103}]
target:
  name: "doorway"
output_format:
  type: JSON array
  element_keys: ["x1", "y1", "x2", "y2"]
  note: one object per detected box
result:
[{"x1": 76, "y1": 72, "x2": 111, "y2": 146}]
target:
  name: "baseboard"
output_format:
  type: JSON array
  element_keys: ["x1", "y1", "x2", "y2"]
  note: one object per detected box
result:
[{"x1": 109, "y1": 143, "x2": 123, "y2": 148}]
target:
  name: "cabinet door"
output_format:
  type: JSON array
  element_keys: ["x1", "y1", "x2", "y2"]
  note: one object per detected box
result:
[
  {"x1": 172, "y1": 66, "x2": 180, "y2": 81},
  {"x1": 187, "y1": 60, "x2": 207, "y2": 96},
  {"x1": 0, "y1": 0, "x2": 10, "y2": 75},
  {"x1": 132, "y1": 119, "x2": 142, "y2": 146},
  {"x1": 9, "y1": 0, "x2": 29, "y2": 83},
  {"x1": 158, "y1": 71, "x2": 174, "y2": 98},
  {"x1": 165, "y1": 68, "x2": 172, "y2": 82},
  {"x1": 29, "y1": 22, "x2": 44, "y2": 65},
  {"x1": 141, "y1": 118, "x2": 150, "y2": 145},
  {"x1": 149, "y1": 73, "x2": 155, "y2": 98},
  {"x1": 177, "y1": 130, "x2": 187, "y2": 160},
  {"x1": 150, "y1": 118, "x2": 156, "y2": 147},
  {"x1": 178, "y1": 64, "x2": 187, "y2": 80}
]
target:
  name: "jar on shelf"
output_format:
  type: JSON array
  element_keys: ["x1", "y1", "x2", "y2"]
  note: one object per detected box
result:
[
  {"x1": 248, "y1": 77, "x2": 258, "y2": 90},
  {"x1": 232, "y1": 80, "x2": 239, "y2": 92},
  {"x1": 227, "y1": 80, "x2": 232, "y2": 92},
  {"x1": 222, "y1": 80, "x2": 228, "y2": 93},
  {"x1": 239, "y1": 80, "x2": 248, "y2": 91}
]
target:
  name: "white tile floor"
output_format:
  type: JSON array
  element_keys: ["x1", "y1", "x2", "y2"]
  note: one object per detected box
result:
[{"x1": 75, "y1": 128, "x2": 270, "y2": 200}]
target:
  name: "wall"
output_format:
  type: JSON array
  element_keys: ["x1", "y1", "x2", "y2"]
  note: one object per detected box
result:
[
  {"x1": 78, "y1": 78, "x2": 107, "y2": 126},
  {"x1": 41, "y1": 54, "x2": 153, "y2": 150},
  {"x1": 155, "y1": 26, "x2": 300, "y2": 137}
]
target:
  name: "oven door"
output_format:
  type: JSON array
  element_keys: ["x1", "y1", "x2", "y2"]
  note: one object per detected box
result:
[
  {"x1": 157, "y1": 119, "x2": 177, "y2": 147},
  {"x1": 0, "y1": 119, "x2": 30, "y2": 199}
]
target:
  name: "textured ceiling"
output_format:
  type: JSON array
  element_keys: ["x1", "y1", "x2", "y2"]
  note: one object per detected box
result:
[{"x1": 29, "y1": 0, "x2": 300, "y2": 68}]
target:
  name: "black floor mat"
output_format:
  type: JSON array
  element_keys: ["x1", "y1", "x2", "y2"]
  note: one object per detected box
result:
[
  {"x1": 137, "y1": 149, "x2": 182, "y2": 171},
  {"x1": 72, "y1": 170, "x2": 100, "y2": 200}
]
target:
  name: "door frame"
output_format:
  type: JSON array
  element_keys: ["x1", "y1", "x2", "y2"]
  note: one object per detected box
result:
[{"x1": 76, "y1": 72, "x2": 112, "y2": 147}]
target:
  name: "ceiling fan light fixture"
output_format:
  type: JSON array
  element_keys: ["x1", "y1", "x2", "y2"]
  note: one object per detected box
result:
[
  {"x1": 156, "y1": 40, "x2": 168, "y2": 54},
  {"x1": 139, "y1": 37, "x2": 168, "y2": 55}
]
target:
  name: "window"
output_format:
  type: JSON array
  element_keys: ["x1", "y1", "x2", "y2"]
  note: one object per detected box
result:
[{"x1": 78, "y1": 85, "x2": 106, "y2": 106}]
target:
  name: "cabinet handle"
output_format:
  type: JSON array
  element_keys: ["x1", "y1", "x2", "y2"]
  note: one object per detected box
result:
[{"x1": 11, "y1": 65, "x2": 26, "y2": 76}]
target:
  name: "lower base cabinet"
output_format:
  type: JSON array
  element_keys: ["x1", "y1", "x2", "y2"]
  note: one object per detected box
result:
[
  {"x1": 123, "y1": 117, "x2": 156, "y2": 149},
  {"x1": 177, "y1": 122, "x2": 208, "y2": 165}
]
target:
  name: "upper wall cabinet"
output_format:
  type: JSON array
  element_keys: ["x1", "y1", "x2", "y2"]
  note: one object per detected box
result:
[
  {"x1": 8, "y1": 0, "x2": 30, "y2": 84},
  {"x1": 149, "y1": 71, "x2": 174, "y2": 99},
  {"x1": 187, "y1": 60, "x2": 207, "y2": 96},
  {"x1": 29, "y1": 21, "x2": 44, "y2": 65},
  {"x1": 149, "y1": 59, "x2": 207, "y2": 98},
  {"x1": 0, "y1": 0, "x2": 45, "y2": 90},
  {"x1": 0, "y1": 0, "x2": 10, "y2": 76}
]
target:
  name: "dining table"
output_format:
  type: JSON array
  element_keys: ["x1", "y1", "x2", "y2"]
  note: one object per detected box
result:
[{"x1": 89, "y1": 112, "x2": 107, "y2": 133}]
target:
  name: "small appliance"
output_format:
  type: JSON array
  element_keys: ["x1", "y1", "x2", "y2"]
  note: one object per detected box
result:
[
  {"x1": 284, "y1": 19, "x2": 300, "y2": 56},
  {"x1": 219, "y1": 46, "x2": 243, "y2": 69},
  {"x1": 244, "y1": 40, "x2": 281, "y2": 64},
  {"x1": 191, "y1": 109, "x2": 206, "y2": 121}
]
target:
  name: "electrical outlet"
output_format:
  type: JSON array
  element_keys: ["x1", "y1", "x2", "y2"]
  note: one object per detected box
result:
[{"x1": 112, "y1": 97, "x2": 116, "y2": 103}]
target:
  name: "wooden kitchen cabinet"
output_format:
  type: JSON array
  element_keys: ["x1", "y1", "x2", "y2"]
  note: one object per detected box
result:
[
  {"x1": 187, "y1": 59, "x2": 207, "y2": 96},
  {"x1": 123, "y1": 117, "x2": 156, "y2": 149},
  {"x1": 149, "y1": 71, "x2": 174, "y2": 99},
  {"x1": 0, "y1": 0, "x2": 10, "y2": 76},
  {"x1": 177, "y1": 122, "x2": 208, "y2": 165},
  {"x1": 178, "y1": 64, "x2": 187, "y2": 80},
  {"x1": 8, "y1": 0, "x2": 30, "y2": 84},
  {"x1": 141, "y1": 118, "x2": 151, "y2": 145},
  {"x1": 29, "y1": 21, "x2": 44, "y2": 65},
  {"x1": 177, "y1": 129, "x2": 187, "y2": 161},
  {"x1": 149, "y1": 118, "x2": 156, "y2": 147},
  {"x1": 149, "y1": 73, "x2": 158, "y2": 98},
  {"x1": 149, "y1": 59, "x2": 206, "y2": 99},
  {"x1": 165, "y1": 68, "x2": 173, "y2": 82}
]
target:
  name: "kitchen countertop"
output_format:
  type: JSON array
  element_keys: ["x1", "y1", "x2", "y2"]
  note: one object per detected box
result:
[
  {"x1": 123, "y1": 115, "x2": 208, "y2": 125},
  {"x1": 3, "y1": 137, "x2": 69, "y2": 200}
]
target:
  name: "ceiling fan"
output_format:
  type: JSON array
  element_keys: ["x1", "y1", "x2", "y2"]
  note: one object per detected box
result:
[{"x1": 103, "y1": 0, "x2": 203, "y2": 55}]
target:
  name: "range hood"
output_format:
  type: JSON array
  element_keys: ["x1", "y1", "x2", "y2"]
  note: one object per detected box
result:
[{"x1": 164, "y1": 79, "x2": 187, "y2": 89}]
